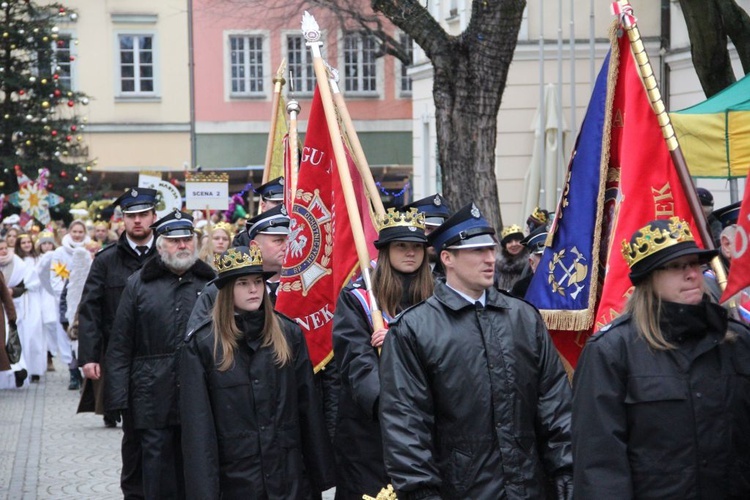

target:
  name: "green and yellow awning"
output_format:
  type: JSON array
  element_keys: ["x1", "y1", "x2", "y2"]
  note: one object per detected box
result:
[{"x1": 670, "y1": 74, "x2": 750, "y2": 179}]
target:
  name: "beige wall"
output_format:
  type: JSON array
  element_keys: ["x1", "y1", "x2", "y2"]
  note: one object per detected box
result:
[
  {"x1": 57, "y1": 0, "x2": 191, "y2": 173},
  {"x1": 410, "y1": 0, "x2": 662, "y2": 226},
  {"x1": 411, "y1": 0, "x2": 745, "y2": 226}
]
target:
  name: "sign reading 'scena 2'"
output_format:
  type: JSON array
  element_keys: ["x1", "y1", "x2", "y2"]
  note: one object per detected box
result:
[{"x1": 185, "y1": 172, "x2": 229, "y2": 210}]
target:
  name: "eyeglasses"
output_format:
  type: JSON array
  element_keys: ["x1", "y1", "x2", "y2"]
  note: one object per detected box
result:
[{"x1": 655, "y1": 261, "x2": 703, "y2": 273}]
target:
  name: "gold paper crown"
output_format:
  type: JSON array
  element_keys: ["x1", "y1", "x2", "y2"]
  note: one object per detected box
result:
[
  {"x1": 94, "y1": 221, "x2": 110, "y2": 229},
  {"x1": 529, "y1": 207, "x2": 548, "y2": 223},
  {"x1": 375, "y1": 207, "x2": 426, "y2": 232},
  {"x1": 501, "y1": 224, "x2": 523, "y2": 240},
  {"x1": 214, "y1": 245, "x2": 263, "y2": 274},
  {"x1": 212, "y1": 222, "x2": 235, "y2": 239},
  {"x1": 34, "y1": 230, "x2": 55, "y2": 243},
  {"x1": 621, "y1": 216, "x2": 695, "y2": 267}
]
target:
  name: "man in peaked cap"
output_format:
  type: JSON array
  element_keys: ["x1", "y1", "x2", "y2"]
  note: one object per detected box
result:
[
  {"x1": 254, "y1": 176, "x2": 285, "y2": 212},
  {"x1": 401, "y1": 193, "x2": 453, "y2": 275},
  {"x1": 510, "y1": 226, "x2": 548, "y2": 298},
  {"x1": 77, "y1": 186, "x2": 158, "y2": 498},
  {"x1": 105, "y1": 208, "x2": 215, "y2": 498},
  {"x1": 232, "y1": 204, "x2": 290, "y2": 303},
  {"x1": 379, "y1": 202, "x2": 573, "y2": 500}
]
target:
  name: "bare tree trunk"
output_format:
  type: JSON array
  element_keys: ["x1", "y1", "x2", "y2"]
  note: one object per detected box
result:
[
  {"x1": 679, "y1": 0, "x2": 736, "y2": 96},
  {"x1": 716, "y1": 0, "x2": 750, "y2": 74},
  {"x1": 374, "y1": 0, "x2": 526, "y2": 229}
]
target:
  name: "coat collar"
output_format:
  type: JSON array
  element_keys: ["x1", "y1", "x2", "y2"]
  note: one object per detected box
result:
[
  {"x1": 433, "y1": 279, "x2": 512, "y2": 311},
  {"x1": 141, "y1": 254, "x2": 215, "y2": 282}
]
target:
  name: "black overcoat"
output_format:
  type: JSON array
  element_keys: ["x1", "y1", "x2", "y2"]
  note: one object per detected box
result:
[
  {"x1": 380, "y1": 281, "x2": 573, "y2": 499},
  {"x1": 104, "y1": 256, "x2": 215, "y2": 428},
  {"x1": 572, "y1": 304, "x2": 750, "y2": 499},
  {"x1": 179, "y1": 311, "x2": 336, "y2": 499}
]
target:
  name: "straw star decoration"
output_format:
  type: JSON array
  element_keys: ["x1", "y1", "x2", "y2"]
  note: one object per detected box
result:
[{"x1": 8, "y1": 166, "x2": 64, "y2": 225}]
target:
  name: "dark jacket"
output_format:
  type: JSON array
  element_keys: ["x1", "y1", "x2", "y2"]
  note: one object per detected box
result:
[
  {"x1": 332, "y1": 283, "x2": 389, "y2": 499},
  {"x1": 380, "y1": 281, "x2": 573, "y2": 500},
  {"x1": 179, "y1": 310, "x2": 336, "y2": 499},
  {"x1": 572, "y1": 301, "x2": 750, "y2": 499},
  {"x1": 78, "y1": 233, "x2": 156, "y2": 365},
  {"x1": 104, "y1": 255, "x2": 215, "y2": 429}
]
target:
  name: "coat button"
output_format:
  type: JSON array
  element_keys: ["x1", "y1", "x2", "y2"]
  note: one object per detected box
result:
[
  {"x1": 695, "y1": 392, "x2": 702, "y2": 398},
  {"x1": 254, "y1": 379, "x2": 259, "y2": 384}
]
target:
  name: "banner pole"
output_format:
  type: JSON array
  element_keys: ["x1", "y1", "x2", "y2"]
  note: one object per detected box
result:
[
  {"x1": 262, "y1": 60, "x2": 287, "y2": 186},
  {"x1": 286, "y1": 98, "x2": 301, "y2": 213},
  {"x1": 302, "y1": 12, "x2": 385, "y2": 332},
  {"x1": 327, "y1": 66, "x2": 386, "y2": 218}
]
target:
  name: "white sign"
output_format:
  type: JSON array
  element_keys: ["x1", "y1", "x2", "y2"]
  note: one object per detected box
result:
[
  {"x1": 185, "y1": 181, "x2": 229, "y2": 210},
  {"x1": 138, "y1": 173, "x2": 162, "y2": 190}
]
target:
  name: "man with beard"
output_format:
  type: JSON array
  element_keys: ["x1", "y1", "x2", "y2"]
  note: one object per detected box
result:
[
  {"x1": 401, "y1": 194, "x2": 452, "y2": 278},
  {"x1": 77, "y1": 187, "x2": 157, "y2": 499},
  {"x1": 495, "y1": 224, "x2": 528, "y2": 291},
  {"x1": 105, "y1": 209, "x2": 215, "y2": 499}
]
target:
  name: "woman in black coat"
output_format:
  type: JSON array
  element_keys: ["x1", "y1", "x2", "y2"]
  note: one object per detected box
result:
[
  {"x1": 179, "y1": 245, "x2": 335, "y2": 499},
  {"x1": 572, "y1": 217, "x2": 750, "y2": 499},
  {"x1": 332, "y1": 208, "x2": 433, "y2": 500}
]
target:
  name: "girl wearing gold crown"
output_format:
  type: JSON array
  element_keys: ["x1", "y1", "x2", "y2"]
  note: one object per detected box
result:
[
  {"x1": 179, "y1": 244, "x2": 335, "y2": 499},
  {"x1": 332, "y1": 208, "x2": 434, "y2": 499},
  {"x1": 572, "y1": 217, "x2": 750, "y2": 498},
  {"x1": 197, "y1": 222, "x2": 234, "y2": 271}
]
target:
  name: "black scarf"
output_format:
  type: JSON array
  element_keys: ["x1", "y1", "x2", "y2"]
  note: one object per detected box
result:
[
  {"x1": 659, "y1": 297, "x2": 728, "y2": 344},
  {"x1": 236, "y1": 308, "x2": 266, "y2": 342}
]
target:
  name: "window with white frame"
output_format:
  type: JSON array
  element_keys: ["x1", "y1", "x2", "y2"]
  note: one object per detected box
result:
[
  {"x1": 286, "y1": 34, "x2": 315, "y2": 94},
  {"x1": 118, "y1": 34, "x2": 155, "y2": 94},
  {"x1": 229, "y1": 34, "x2": 265, "y2": 95},
  {"x1": 399, "y1": 33, "x2": 413, "y2": 95},
  {"x1": 52, "y1": 35, "x2": 73, "y2": 90},
  {"x1": 343, "y1": 32, "x2": 378, "y2": 94}
]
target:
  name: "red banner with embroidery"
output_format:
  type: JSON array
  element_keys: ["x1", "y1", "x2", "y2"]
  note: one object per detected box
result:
[
  {"x1": 721, "y1": 171, "x2": 750, "y2": 302},
  {"x1": 593, "y1": 31, "x2": 707, "y2": 329},
  {"x1": 275, "y1": 88, "x2": 377, "y2": 371}
]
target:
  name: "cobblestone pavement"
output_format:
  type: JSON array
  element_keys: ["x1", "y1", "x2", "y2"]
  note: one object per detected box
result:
[
  {"x1": 0, "y1": 359, "x2": 335, "y2": 500},
  {"x1": 1, "y1": 360, "x2": 121, "y2": 500}
]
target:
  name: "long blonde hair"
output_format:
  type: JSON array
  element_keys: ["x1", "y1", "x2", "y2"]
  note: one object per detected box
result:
[
  {"x1": 372, "y1": 243, "x2": 434, "y2": 318},
  {"x1": 626, "y1": 275, "x2": 735, "y2": 350},
  {"x1": 212, "y1": 278, "x2": 291, "y2": 370}
]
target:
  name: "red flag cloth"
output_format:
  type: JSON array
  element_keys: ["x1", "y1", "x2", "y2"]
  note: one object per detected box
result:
[
  {"x1": 720, "y1": 172, "x2": 750, "y2": 302},
  {"x1": 275, "y1": 88, "x2": 377, "y2": 371},
  {"x1": 593, "y1": 32, "x2": 707, "y2": 329}
]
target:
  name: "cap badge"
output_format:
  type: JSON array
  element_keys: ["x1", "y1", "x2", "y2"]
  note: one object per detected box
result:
[
  {"x1": 175, "y1": 210, "x2": 182, "y2": 220},
  {"x1": 433, "y1": 195, "x2": 441, "y2": 206},
  {"x1": 408, "y1": 226, "x2": 417, "y2": 232},
  {"x1": 279, "y1": 177, "x2": 285, "y2": 186},
  {"x1": 131, "y1": 189, "x2": 138, "y2": 197},
  {"x1": 471, "y1": 204, "x2": 480, "y2": 218},
  {"x1": 280, "y1": 205, "x2": 287, "y2": 216}
]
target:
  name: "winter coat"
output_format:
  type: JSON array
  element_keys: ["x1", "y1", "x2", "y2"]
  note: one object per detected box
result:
[
  {"x1": 179, "y1": 309, "x2": 336, "y2": 499},
  {"x1": 104, "y1": 255, "x2": 215, "y2": 429},
  {"x1": 77, "y1": 233, "x2": 156, "y2": 366},
  {"x1": 0, "y1": 272, "x2": 17, "y2": 371},
  {"x1": 332, "y1": 283, "x2": 391, "y2": 499},
  {"x1": 380, "y1": 280, "x2": 573, "y2": 500},
  {"x1": 77, "y1": 233, "x2": 156, "y2": 414},
  {"x1": 572, "y1": 300, "x2": 750, "y2": 499},
  {"x1": 495, "y1": 247, "x2": 529, "y2": 291}
]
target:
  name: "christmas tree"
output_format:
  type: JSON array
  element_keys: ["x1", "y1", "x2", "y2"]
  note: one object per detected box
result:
[{"x1": 0, "y1": 0, "x2": 92, "y2": 220}]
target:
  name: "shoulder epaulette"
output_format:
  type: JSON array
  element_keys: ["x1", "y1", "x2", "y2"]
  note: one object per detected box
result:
[
  {"x1": 589, "y1": 313, "x2": 631, "y2": 341},
  {"x1": 184, "y1": 318, "x2": 212, "y2": 342}
]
